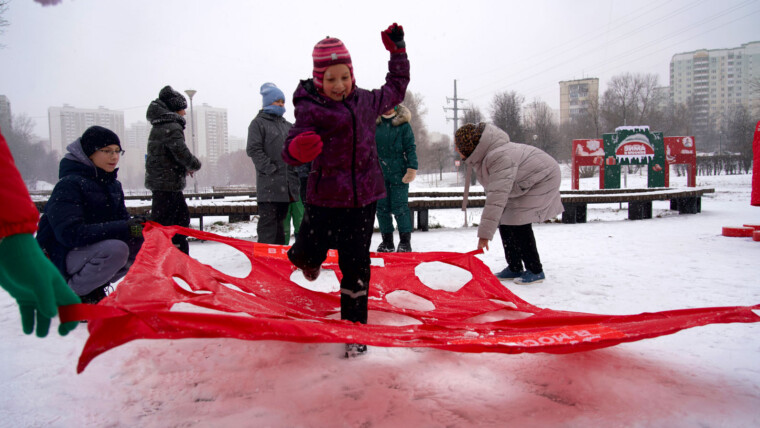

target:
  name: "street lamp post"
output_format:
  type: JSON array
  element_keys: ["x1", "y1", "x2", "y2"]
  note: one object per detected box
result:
[
  {"x1": 184, "y1": 89, "x2": 198, "y2": 193},
  {"x1": 719, "y1": 131, "x2": 723, "y2": 156}
]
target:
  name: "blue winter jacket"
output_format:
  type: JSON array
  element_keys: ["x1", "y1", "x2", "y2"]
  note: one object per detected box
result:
[
  {"x1": 36, "y1": 139, "x2": 131, "y2": 278},
  {"x1": 282, "y1": 52, "x2": 410, "y2": 208}
]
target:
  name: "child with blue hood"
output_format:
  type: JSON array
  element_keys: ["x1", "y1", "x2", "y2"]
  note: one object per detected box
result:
[{"x1": 246, "y1": 82, "x2": 298, "y2": 245}]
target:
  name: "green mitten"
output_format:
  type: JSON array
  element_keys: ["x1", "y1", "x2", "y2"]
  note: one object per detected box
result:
[{"x1": 0, "y1": 234, "x2": 81, "y2": 337}]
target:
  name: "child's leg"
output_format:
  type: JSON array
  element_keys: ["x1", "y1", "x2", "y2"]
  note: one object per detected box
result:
[
  {"x1": 152, "y1": 191, "x2": 190, "y2": 254},
  {"x1": 65, "y1": 239, "x2": 130, "y2": 296},
  {"x1": 258, "y1": 202, "x2": 289, "y2": 245},
  {"x1": 291, "y1": 200, "x2": 304, "y2": 235},
  {"x1": 108, "y1": 238, "x2": 144, "y2": 284},
  {"x1": 283, "y1": 204, "x2": 292, "y2": 244},
  {"x1": 287, "y1": 204, "x2": 331, "y2": 272},
  {"x1": 498, "y1": 225, "x2": 525, "y2": 273},
  {"x1": 336, "y1": 202, "x2": 377, "y2": 324},
  {"x1": 376, "y1": 194, "x2": 394, "y2": 234},
  {"x1": 389, "y1": 182, "x2": 413, "y2": 233}
]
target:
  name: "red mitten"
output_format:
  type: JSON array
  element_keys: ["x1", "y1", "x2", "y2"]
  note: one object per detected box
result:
[
  {"x1": 381, "y1": 23, "x2": 406, "y2": 53},
  {"x1": 289, "y1": 131, "x2": 323, "y2": 163}
]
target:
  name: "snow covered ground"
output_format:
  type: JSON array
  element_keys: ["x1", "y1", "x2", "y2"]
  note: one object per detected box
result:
[{"x1": 1, "y1": 168, "x2": 759, "y2": 427}]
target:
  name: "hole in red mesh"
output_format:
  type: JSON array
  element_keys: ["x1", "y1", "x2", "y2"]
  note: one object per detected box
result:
[
  {"x1": 414, "y1": 261, "x2": 472, "y2": 292},
  {"x1": 219, "y1": 282, "x2": 256, "y2": 297},
  {"x1": 172, "y1": 276, "x2": 212, "y2": 295},
  {"x1": 289, "y1": 268, "x2": 340, "y2": 293},
  {"x1": 465, "y1": 309, "x2": 534, "y2": 323},
  {"x1": 192, "y1": 241, "x2": 252, "y2": 278},
  {"x1": 385, "y1": 290, "x2": 435, "y2": 311}
]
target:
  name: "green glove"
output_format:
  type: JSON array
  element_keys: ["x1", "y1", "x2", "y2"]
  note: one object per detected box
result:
[{"x1": 0, "y1": 234, "x2": 81, "y2": 337}]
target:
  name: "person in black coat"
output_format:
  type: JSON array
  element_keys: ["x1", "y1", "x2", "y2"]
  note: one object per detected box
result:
[
  {"x1": 145, "y1": 85, "x2": 202, "y2": 254},
  {"x1": 36, "y1": 126, "x2": 145, "y2": 304}
]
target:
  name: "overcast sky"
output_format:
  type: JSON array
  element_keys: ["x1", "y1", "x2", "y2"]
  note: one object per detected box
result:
[{"x1": 1, "y1": 0, "x2": 759, "y2": 143}]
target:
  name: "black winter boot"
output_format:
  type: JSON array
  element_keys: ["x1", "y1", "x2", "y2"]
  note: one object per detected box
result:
[
  {"x1": 376, "y1": 233, "x2": 395, "y2": 252},
  {"x1": 397, "y1": 232, "x2": 412, "y2": 252}
]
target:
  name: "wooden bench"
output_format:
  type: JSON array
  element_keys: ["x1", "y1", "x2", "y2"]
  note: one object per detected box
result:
[
  {"x1": 559, "y1": 187, "x2": 715, "y2": 224},
  {"x1": 34, "y1": 187, "x2": 715, "y2": 233},
  {"x1": 407, "y1": 187, "x2": 715, "y2": 230}
]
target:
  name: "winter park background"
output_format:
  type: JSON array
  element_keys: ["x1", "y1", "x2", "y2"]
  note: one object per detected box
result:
[{"x1": 1, "y1": 167, "x2": 758, "y2": 427}]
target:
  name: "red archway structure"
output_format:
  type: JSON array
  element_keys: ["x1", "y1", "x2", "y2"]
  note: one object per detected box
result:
[
  {"x1": 664, "y1": 136, "x2": 697, "y2": 187},
  {"x1": 571, "y1": 139, "x2": 605, "y2": 189}
]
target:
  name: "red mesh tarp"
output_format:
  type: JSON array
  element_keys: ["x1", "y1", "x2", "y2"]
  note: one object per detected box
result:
[{"x1": 61, "y1": 223, "x2": 760, "y2": 373}]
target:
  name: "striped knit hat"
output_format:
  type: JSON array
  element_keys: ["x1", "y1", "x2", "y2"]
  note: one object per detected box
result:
[{"x1": 312, "y1": 37, "x2": 355, "y2": 91}]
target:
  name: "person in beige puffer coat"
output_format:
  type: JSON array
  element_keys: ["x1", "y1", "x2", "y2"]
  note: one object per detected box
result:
[{"x1": 455, "y1": 123, "x2": 563, "y2": 285}]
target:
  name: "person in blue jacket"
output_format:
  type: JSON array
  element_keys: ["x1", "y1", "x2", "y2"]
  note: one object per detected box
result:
[{"x1": 36, "y1": 126, "x2": 145, "y2": 304}]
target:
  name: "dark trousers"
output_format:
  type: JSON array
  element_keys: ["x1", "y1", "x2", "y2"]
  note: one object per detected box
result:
[
  {"x1": 376, "y1": 181, "x2": 412, "y2": 234},
  {"x1": 287, "y1": 202, "x2": 377, "y2": 324},
  {"x1": 257, "y1": 202, "x2": 290, "y2": 245},
  {"x1": 151, "y1": 190, "x2": 190, "y2": 254},
  {"x1": 498, "y1": 224, "x2": 543, "y2": 274}
]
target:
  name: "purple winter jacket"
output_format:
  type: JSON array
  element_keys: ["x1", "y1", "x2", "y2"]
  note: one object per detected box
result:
[{"x1": 282, "y1": 52, "x2": 410, "y2": 208}]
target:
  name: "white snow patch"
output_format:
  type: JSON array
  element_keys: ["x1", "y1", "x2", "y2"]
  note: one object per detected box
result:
[{"x1": 415, "y1": 261, "x2": 472, "y2": 292}]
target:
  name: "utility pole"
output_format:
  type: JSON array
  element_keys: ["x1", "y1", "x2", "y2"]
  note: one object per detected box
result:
[
  {"x1": 443, "y1": 79, "x2": 468, "y2": 137},
  {"x1": 444, "y1": 80, "x2": 472, "y2": 225}
]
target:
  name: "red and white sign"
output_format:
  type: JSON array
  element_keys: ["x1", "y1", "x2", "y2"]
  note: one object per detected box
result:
[{"x1": 615, "y1": 133, "x2": 655, "y2": 163}]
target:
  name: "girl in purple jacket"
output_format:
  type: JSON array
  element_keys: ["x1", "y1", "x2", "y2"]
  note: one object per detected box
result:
[{"x1": 281, "y1": 23, "x2": 409, "y2": 357}]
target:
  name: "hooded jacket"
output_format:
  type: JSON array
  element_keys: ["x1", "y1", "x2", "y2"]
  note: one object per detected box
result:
[
  {"x1": 375, "y1": 104, "x2": 418, "y2": 184},
  {"x1": 282, "y1": 52, "x2": 410, "y2": 208},
  {"x1": 465, "y1": 124, "x2": 564, "y2": 240},
  {"x1": 246, "y1": 110, "x2": 298, "y2": 203},
  {"x1": 36, "y1": 139, "x2": 131, "y2": 277},
  {"x1": 144, "y1": 99, "x2": 202, "y2": 192}
]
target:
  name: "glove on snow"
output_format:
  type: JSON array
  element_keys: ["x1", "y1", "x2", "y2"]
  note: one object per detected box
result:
[
  {"x1": 401, "y1": 168, "x2": 417, "y2": 184},
  {"x1": 0, "y1": 234, "x2": 80, "y2": 337},
  {"x1": 289, "y1": 132, "x2": 323, "y2": 163},
  {"x1": 381, "y1": 23, "x2": 406, "y2": 53}
]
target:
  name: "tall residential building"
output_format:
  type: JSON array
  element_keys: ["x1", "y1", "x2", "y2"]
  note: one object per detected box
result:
[
  {"x1": 122, "y1": 121, "x2": 151, "y2": 183},
  {"x1": 48, "y1": 105, "x2": 125, "y2": 154},
  {"x1": 0, "y1": 95, "x2": 11, "y2": 132},
  {"x1": 670, "y1": 41, "x2": 760, "y2": 130},
  {"x1": 185, "y1": 103, "x2": 228, "y2": 165},
  {"x1": 559, "y1": 78, "x2": 599, "y2": 125},
  {"x1": 228, "y1": 135, "x2": 246, "y2": 153}
]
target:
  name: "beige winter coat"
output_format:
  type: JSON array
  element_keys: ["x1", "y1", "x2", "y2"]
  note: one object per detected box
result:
[{"x1": 464, "y1": 124, "x2": 564, "y2": 240}]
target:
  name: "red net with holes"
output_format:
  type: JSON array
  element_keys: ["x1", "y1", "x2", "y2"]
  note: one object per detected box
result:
[{"x1": 61, "y1": 223, "x2": 760, "y2": 373}]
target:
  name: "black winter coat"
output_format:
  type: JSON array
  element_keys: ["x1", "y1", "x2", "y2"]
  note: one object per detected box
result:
[
  {"x1": 36, "y1": 139, "x2": 132, "y2": 278},
  {"x1": 144, "y1": 99, "x2": 202, "y2": 192}
]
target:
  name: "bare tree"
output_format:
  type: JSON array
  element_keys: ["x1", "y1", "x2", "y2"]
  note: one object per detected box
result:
[
  {"x1": 423, "y1": 134, "x2": 453, "y2": 179},
  {"x1": 461, "y1": 104, "x2": 483, "y2": 125},
  {"x1": 524, "y1": 98, "x2": 564, "y2": 159},
  {"x1": 721, "y1": 104, "x2": 755, "y2": 173},
  {"x1": 4, "y1": 114, "x2": 59, "y2": 185},
  {"x1": 0, "y1": 1, "x2": 8, "y2": 48},
  {"x1": 402, "y1": 91, "x2": 429, "y2": 149},
  {"x1": 490, "y1": 90, "x2": 525, "y2": 143},
  {"x1": 600, "y1": 72, "x2": 663, "y2": 131},
  {"x1": 216, "y1": 150, "x2": 257, "y2": 186},
  {"x1": 401, "y1": 91, "x2": 430, "y2": 173}
]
